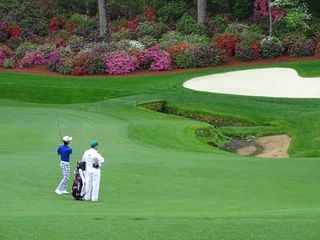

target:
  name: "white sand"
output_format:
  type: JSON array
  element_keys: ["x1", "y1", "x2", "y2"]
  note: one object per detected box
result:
[{"x1": 183, "y1": 68, "x2": 320, "y2": 98}]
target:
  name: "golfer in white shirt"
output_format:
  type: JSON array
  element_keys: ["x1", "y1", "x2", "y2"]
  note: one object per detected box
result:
[{"x1": 82, "y1": 140, "x2": 105, "y2": 202}]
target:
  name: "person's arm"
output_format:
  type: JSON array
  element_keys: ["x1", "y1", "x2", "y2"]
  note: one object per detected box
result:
[
  {"x1": 96, "y1": 152, "x2": 104, "y2": 165},
  {"x1": 81, "y1": 151, "x2": 87, "y2": 162}
]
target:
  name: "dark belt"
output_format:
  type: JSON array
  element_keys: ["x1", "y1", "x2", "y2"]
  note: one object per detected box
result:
[{"x1": 93, "y1": 164, "x2": 99, "y2": 169}]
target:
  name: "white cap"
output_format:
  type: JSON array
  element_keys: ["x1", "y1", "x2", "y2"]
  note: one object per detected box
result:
[{"x1": 62, "y1": 136, "x2": 72, "y2": 142}]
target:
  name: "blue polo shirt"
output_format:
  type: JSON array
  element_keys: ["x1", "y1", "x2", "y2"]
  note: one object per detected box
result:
[{"x1": 57, "y1": 144, "x2": 72, "y2": 162}]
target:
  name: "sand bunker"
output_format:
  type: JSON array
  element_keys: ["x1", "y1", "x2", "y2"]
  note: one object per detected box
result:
[
  {"x1": 236, "y1": 134, "x2": 291, "y2": 158},
  {"x1": 184, "y1": 68, "x2": 320, "y2": 98}
]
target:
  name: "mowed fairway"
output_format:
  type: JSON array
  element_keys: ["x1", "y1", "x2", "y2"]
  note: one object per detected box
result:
[{"x1": 1, "y1": 61, "x2": 320, "y2": 240}]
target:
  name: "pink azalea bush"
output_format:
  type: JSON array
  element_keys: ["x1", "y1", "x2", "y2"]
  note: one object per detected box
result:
[
  {"x1": 18, "y1": 51, "x2": 46, "y2": 68},
  {"x1": 141, "y1": 46, "x2": 171, "y2": 71},
  {"x1": 104, "y1": 51, "x2": 137, "y2": 75},
  {"x1": 0, "y1": 50, "x2": 6, "y2": 66},
  {"x1": 47, "y1": 51, "x2": 61, "y2": 71}
]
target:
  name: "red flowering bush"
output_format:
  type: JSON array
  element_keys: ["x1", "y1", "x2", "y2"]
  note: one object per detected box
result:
[
  {"x1": 144, "y1": 7, "x2": 156, "y2": 22},
  {"x1": 49, "y1": 17, "x2": 66, "y2": 32},
  {"x1": 71, "y1": 66, "x2": 87, "y2": 75},
  {"x1": 119, "y1": 20, "x2": 138, "y2": 31},
  {"x1": 6, "y1": 26, "x2": 22, "y2": 38},
  {"x1": 165, "y1": 44, "x2": 189, "y2": 67},
  {"x1": 55, "y1": 39, "x2": 66, "y2": 47},
  {"x1": 104, "y1": 51, "x2": 138, "y2": 75},
  {"x1": 67, "y1": 23, "x2": 77, "y2": 33},
  {"x1": 72, "y1": 53, "x2": 89, "y2": 66},
  {"x1": 214, "y1": 33, "x2": 240, "y2": 56}
]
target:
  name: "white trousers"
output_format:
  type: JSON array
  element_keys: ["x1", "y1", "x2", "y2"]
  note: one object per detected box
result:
[{"x1": 84, "y1": 168, "x2": 101, "y2": 201}]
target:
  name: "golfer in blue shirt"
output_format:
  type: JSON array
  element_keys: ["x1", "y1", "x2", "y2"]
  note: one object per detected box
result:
[{"x1": 55, "y1": 136, "x2": 72, "y2": 195}]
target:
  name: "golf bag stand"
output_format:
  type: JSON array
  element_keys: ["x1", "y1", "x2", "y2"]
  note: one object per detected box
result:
[{"x1": 72, "y1": 161, "x2": 86, "y2": 200}]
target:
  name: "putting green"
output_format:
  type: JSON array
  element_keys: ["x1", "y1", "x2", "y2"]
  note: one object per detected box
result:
[{"x1": 1, "y1": 61, "x2": 320, "y2": 240}]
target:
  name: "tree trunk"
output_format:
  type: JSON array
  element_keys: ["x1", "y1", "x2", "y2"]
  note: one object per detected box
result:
[
  {"x1": 97, "y1": 0, "x2": 107, "y2": 36},
  {"x1": 197, "y1": 0, "x2": 207, "y2": 25},
  {"x1": 268, "y1": 0, "x2": 273, "y2": 36}
]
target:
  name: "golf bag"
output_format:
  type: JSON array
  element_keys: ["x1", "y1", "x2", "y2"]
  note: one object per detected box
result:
[{"x1": 72, "y1": 161, "x2": 86, "y2": 200}]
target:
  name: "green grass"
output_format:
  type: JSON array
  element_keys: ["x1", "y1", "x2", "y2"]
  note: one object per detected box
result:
[{"x1": 1, "y1": 60, "x2": 320, "y2": 239}]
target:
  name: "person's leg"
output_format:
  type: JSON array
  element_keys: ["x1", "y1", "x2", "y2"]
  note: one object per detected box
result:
[
  {"x1": 56, "y1": 162, "x2": 70, "y2": 192},
  {"x1": 91, "y1": 170, "x2": 101, "y2": 201},
  {"x1": 84, "y1": 171, "x2": 93, "y2": 201}
]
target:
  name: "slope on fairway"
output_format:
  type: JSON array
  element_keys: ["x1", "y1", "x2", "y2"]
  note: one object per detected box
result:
[{"x1": 1, "y1": 98, "x2": 320, "y2": 240}]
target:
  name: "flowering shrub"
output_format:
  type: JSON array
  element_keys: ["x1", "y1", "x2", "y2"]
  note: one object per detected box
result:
[
  {"x1": 55, "y1": 39, "x2": 66, "y2": 47},
  {"x1": 0, "y1": 45, "x2": 14, "y2": 58},
  {"x1": 175, "y1": 45, "x2": 223, "y2": 68},
  {"x1": 15, "y1": 42, "x2": 39, "y2": 60},
  {"x1": 284, "y1": 34, "x2": 316, "y2": 57},
  {"x1": 18, "y1": 51, "x2": 46, "y2": 68},
  {"x1": 119, "y1": 20, "x2": 138, "y2": 31},
  {"x1": 6, "y1": 26, "x2": 22, "y2": 38},
  {"x1": 70, "y1": 53, "x2": 89, "y2": 72},
  {"x1": 144, "y1": 7, "x2": 156, "y2": 22},
  {"x1": 58, "y1": 46, "x2": 74, "y2": 58},
  {"x1": 47, "y1": 51, "x2": 61, "y2": 71},
  {"x1": 104, "y1": 51, "x2": 137, "y2": 75},
  {"x1": 91, "y1": 42, "x2": 110, "y2": 54},
  {"x1": 110, "y1": 40, "x2": 131, "y2": 51},
  {"x1": 128, "y1": 40, "x2": 145, "y2": 50},
  {"x1": 260, "y1": 36, "x2": 284, "y2": 58},
  {"x1": 141, "y1": 46, "x2": 171, "y2": 71},
  {"x1": 3, "y1": 58, "x2": 15, "y2": 68},
  {"x1": 165, "y1": 44, "x2": 189, "y2": 67},
  {"x1": 71, "y1": 66, "x2": 87, "y2": 75},
  {"x1": 0, "y1": 0, "x2": 48, "y2": 37},
  {"x1": 0, "y1": 50, "x2": 6, "y2": 66},
  {"x1": 254, "y1": 0, "x2": 283, "y2": 22},
  {"x1": 56, "y1": 59, "x2": 72, "y2": 74},
  {"x1": 49, "y1": 17, "x2": 66, "y2": 32},
  {"x1": 235, "y1": 43, "x2": 260, "y2": 61},
  {"x1": 214, "y1": 33, "x2": 240, "y2": 56},
  {"x1": 37, "y1": 43, "x2": 56, "y2": 57},
  {"x1": 68, "y1": 36, "x2": 85, "y2": 52},
  {"x1": 86, "y1": 55, "x2": 106, "y2": 75}
]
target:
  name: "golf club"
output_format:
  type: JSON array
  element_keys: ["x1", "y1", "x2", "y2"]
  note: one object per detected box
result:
[{"x1": 57, "y1": 122, "x2": 63, "y2": 141}]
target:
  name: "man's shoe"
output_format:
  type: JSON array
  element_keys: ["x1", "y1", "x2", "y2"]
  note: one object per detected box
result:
[{"x1": 55, "y1": 189, "x2": 62, "y2": 195}]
